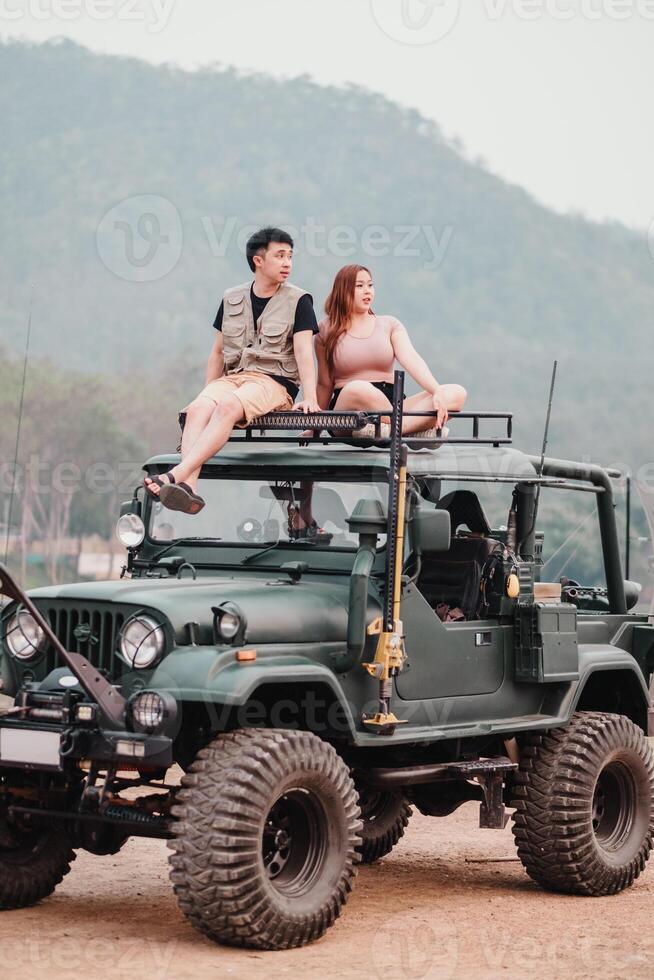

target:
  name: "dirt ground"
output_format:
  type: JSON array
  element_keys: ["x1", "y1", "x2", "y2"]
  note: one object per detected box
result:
[{"x1": 1, "y1": 796, "x2": 652, "y2": 980}]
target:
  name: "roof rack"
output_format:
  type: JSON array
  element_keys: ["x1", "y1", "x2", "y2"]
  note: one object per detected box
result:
[{"x1": 227, "y1": 409, "x2": 512, "y2": 446}]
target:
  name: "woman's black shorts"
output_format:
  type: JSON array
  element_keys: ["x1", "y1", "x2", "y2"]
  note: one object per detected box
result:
[{"x1": 329, "y1": 381, "x2": 405, "y2": 410}]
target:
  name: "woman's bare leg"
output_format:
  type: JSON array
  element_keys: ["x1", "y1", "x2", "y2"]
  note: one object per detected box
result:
[
  {"x1": 403, "y1": 384, "x2": 467, "y2": 434},
  {"x1": 334, "y1": 380, "x2": 467, "y2": 434},
  {"x1": 333, "y1": 380, "x2": 393, "y2": 414},
  {"x1": 332, "y1": 381, "x2": 393, "y2": 434}
]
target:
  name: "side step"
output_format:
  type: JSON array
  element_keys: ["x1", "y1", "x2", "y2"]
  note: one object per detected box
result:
[{"x1": 359, "y1": 757, "x2": 517, "y2": 829}]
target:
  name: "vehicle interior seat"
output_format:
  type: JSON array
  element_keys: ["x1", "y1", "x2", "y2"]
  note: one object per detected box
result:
[{"x1": 416, "y1": 490, "x2": 502, "y2": 620}]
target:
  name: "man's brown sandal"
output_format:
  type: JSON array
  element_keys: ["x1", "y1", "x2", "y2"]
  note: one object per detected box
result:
[
  {"x1": 144, "y1": 474, "x2": 174, "y2": 500},
  {"x1": 159, "y1": 477, "x2": 206, "y2": 515}
]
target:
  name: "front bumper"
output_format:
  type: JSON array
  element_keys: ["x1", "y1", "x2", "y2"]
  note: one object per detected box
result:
[
  {"x1": 0, "y1": 687, "x2": 173, "y2": 772},
  {"x1": 0, "y1": 717, "x2": 173, "y2": 771}
]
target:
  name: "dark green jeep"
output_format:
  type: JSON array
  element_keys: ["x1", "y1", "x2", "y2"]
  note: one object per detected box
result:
[{"x1": 1, "y1": 375, "x2": 653, "y2": 949}]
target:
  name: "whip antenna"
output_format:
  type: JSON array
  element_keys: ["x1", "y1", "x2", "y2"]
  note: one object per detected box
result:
[
  {"x1": 4, "y1": 284, "x2": 34, "y2": 566},
  {"x1": 537, "y1": 360, "x2": 557, "y2": 480},
  {"x1": 518, "y1": 360, "x2": 557, "y2": 556}
]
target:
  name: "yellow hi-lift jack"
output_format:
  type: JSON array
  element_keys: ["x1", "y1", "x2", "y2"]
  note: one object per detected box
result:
[{"x1": 362, "y1": 371, "x2": 410, "y2": 736}]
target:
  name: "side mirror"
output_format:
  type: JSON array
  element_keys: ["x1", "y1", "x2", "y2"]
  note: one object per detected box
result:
[
  {"x1": 120, "y1": 496, "x2": 142, "y2": 518},
  {"x1": 413, "y1": 506, "x2": 451, "y2": 555},
  {"x1": 624, "y1": 580, "x2": 642, "y2": 611}
]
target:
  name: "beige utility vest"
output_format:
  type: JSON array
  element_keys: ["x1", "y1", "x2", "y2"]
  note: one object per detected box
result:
[{"x1": 222, "y1": 281, "x2": 308, "y2": 385}]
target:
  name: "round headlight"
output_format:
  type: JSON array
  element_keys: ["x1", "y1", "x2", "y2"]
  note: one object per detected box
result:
[
  {"x1": 5, "y1": 609, "x2": 45, "y2": 660},
  {"x1": 130, "y1": 691, "x2": 166, "y2": 731},
  {"x1": 119, "y1": 615, "x2": 164, "y2": 669},
  {"x1": 116, "y1": 513, "x2": 145, "y2": 549},
  {"x1": 218, "y1": 611, "x2": 241, "y2": 640}
]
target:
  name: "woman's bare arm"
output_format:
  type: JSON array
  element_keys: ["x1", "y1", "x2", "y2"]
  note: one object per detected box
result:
[
  {"x1": 391, "y1": 326, "x2": 450, "y2": 426},
  {"x1": 391, "y1": 327, "x2": 440, "y2": 394},
  {"x1": 315, "y1": 336, "x2": 334, "y2": 409}
]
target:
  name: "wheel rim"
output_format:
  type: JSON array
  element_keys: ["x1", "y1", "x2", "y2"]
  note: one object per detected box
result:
[
  {"x1": 262, "y1": 788, "x2": 328, "y2": 897},
  {"x1": 592, "y1": 761, "x2": 637, "y2": 852}
]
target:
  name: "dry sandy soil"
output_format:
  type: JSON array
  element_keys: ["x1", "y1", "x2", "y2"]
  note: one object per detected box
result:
[{"x1": 1, "y1": 797, "x2": 652, "y2": 980}]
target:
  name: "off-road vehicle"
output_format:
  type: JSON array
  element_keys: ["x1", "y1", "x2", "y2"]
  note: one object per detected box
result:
[{"x1": 1, "y1": 373, "x2": 653, "y2": 949}]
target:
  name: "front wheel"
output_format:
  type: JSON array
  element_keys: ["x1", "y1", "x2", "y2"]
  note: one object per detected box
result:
[
  {"x1": 169, "y1": 729, "x2": 362, "y2": 950},
  {"x1": 0, "y1": 806, "x2": 75, "y2": 909},
  {"x1": 512, "y1": 711, "x2": 654, "y2": 895}
]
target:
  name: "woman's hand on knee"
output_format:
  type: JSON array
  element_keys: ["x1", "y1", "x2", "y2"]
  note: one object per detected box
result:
[{"x1": 431, "y1": 391, "x2": 449, "y2": 428}]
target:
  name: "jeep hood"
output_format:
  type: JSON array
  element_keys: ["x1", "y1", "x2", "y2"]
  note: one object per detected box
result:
[{"x1": 27, "y1": 575, "x2": 351, "y2": 644}]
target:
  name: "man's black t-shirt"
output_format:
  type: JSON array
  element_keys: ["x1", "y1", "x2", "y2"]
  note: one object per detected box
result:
[{"x1": 213, "y1": 285, "x2": 318, "y2": 399}]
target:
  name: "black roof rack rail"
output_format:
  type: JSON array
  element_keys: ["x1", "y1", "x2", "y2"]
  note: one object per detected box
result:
[{"x1": 224, "y1": 409, "x2": 513, "y2": 446}]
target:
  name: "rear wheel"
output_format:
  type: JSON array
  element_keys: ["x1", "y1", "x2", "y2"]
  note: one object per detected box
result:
[
  {"x1": 0, "y1": 804, "x2": 75, "y2": 909},
  {"x1": 356, "y1": 787, "x2": 412, "y2": 863},
  {"x1": 512, "y1": 711, "x2": 654, "y2": 895},
  {"x1": 169, "y1": 729, "x2": 361, "y2": 949}
]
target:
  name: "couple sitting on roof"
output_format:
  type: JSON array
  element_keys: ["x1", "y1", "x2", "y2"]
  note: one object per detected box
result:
[{"x1": 144, "y1": 226, "x2": 467, "y2": 515}]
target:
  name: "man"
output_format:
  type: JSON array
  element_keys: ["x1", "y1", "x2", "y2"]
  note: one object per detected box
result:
[{"x1": 145, "y1": 227, "x2": 319, "y2": 514}]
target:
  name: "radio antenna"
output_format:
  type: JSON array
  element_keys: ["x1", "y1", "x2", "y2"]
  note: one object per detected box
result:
[
  {"x1": 537, "y1": 360, "x2": 557, "y2": 480},
  {"x1": 518, "y1": 360, "x2": 557, "y2": 555},
  {"x1": 4, "y1": 285, "x2": 35, "y2": 566}
]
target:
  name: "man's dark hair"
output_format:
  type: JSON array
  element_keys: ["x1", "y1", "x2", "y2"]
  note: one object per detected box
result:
[{"x1": 246, "y1": 227, "x2": 294, "y2": 272}]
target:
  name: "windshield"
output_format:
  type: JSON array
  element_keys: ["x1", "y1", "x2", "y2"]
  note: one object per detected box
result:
[{"x1": 148, "y1": 476, "x2": 387, "y2": 551}]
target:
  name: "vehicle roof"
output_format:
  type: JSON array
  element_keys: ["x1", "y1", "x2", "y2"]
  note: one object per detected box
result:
[{"x1": 145, "y1": 442, "x2": 539, "y2": 481}]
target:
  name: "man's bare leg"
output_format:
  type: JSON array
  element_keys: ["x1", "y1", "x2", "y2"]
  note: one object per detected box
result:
[
  {"x1": 181, "y1": 396, "x2": 216, "y2": 457},
  {"x1": 145, "y1": 396, "x2": 216, "y2": 499},
  {"x1": 163, "y1": 394, "x2": 245, "y2": 491}
]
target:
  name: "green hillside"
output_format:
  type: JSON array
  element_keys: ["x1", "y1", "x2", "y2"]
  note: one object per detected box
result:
[{"x1": 1, "y1": 38, "x2": 652, "y2": 469}]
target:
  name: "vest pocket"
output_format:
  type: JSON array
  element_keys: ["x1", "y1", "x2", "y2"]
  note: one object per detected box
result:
[
  {"x1": 226, "y1": 293, "x2": 245, "y2": 313},
  {"x1": 260, "y1": 319, "x2": 289, "y2": 353}
]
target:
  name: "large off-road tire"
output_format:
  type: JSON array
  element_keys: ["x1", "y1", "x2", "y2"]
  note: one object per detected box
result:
[
  {"x1": 512, "y1": 711, "x2": 654, "y2": 896},
  {"x1": 0, "y1": 809, "x2": 75, "y2": 909},
  {"x1": 355, "y1": 787, "x2": 412, "y2": 864},
  {"x1": 168, "y1": 729, "x2": 362, "y2": 950}
]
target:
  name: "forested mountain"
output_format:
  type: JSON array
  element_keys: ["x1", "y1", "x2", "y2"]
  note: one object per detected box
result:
[{"x1": 1, "y1": 37, "x2": 653, "y2": 471}]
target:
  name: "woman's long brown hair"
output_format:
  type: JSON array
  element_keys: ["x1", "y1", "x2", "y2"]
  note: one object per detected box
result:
[{"x1": 323, "y1": 264, "x2": 373, "y2": 375}]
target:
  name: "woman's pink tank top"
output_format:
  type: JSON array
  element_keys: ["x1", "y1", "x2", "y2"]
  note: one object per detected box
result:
[{"x1": 317, "y1": 315, "x2": 405, "y2": 387}]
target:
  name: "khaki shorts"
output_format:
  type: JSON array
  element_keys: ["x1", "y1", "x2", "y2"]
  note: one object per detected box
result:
[{"x1": 195, "y1": 371, "x2": 293, "y2": 426}]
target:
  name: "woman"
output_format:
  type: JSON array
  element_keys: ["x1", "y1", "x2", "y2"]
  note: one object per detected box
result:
[{"x1": 316, "y1": 265, "x2": 467, "y2": 436}]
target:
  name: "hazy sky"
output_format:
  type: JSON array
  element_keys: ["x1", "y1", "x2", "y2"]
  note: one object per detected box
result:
[{"x1": 2, "y1": 0, "x2": 652, "y2": 229}]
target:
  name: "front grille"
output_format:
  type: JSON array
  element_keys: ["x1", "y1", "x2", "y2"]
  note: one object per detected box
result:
[{"x1": 37, "y1": 601, "x2": 126, "y2": 677}]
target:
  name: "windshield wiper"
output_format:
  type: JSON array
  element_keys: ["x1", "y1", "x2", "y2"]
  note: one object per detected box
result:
[
  {"x1": 241, "y1": 540, "x2": 284, "y2": 565},
  {"x1": 143, "y1": 537, "x2": 221, "y2": 564}
]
